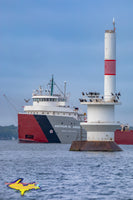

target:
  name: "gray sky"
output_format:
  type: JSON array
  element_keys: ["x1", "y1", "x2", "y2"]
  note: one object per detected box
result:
[{"x1": 0, "y1": 0, "x2": 133, "y2": 126}]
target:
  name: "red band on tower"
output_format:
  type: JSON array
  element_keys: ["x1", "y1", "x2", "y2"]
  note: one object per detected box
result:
[{"x1": 104, "y1": 60, "x2": 116, "y2": 75}]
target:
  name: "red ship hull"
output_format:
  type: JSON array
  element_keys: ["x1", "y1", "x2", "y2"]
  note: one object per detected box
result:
[
  {"x1": 18, "y1": 114, "x2": 133, "y2": 145},
  {"x1": 18, "y1": 113, "x2": 61, "y2": 143},
  {"x1": 115, "y1": 130, "x2": 133, "y2": 145},
  {"x1": 18, "y1": 114, "x2": 48, "y2": 143}
]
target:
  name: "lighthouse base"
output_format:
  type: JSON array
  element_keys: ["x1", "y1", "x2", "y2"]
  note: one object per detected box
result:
[{"x1": 70, "y1": 141, "x2": 122, "y2": 151}]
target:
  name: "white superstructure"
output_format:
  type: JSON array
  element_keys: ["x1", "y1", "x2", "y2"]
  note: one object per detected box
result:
[{"x1": 24, "y1": 77, "x2": 82, "y2": 120}]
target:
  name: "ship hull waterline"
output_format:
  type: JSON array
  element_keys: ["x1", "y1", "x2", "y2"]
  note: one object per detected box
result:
[
  {"x1": 18, "y1": 113, "x2": 87, "y2": 144},
  {"x1": 18, "y1": 114, "x2": 133, "y2": 145}
]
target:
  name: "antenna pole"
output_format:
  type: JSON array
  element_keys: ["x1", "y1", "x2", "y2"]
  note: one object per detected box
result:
[
  {"x1": 113, "y1": 17, "x2": 115, "y2": 32},
  {"x1": 51, "y1": 75, "x2": 54, "y2": 96},
  {"x1": 64, "y1": 81, "x2": 66, "y2": 98}
]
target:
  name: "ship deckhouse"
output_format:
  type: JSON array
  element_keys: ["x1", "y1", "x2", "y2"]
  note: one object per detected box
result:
[{"x1": 23, "y1": 76, "x2": 81, "y2": 120}]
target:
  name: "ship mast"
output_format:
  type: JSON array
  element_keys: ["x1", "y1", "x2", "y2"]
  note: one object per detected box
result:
[{"x1": 51, "y1": 75, "x2": 54, "y2": 96}]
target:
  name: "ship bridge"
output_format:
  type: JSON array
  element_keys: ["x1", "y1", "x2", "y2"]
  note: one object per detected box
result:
[{"x1": 23, "y1": 77, "x2": 83, "y2": 120}]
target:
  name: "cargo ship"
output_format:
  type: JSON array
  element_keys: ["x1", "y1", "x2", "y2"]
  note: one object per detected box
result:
[
  {"x1": 18, "y1": 76, "x2": 86, "y2": 143},
  {"x1": 115, "y1": 125, "x2": 133, "y2": 145},
  {"x1": 18, "y1": 75, "x2": 133, "y2": 145}
]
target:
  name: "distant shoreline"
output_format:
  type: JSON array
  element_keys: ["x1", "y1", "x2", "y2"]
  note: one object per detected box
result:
[{"x1": 0, "y1": 125, "x2": 18, "y2": 140}]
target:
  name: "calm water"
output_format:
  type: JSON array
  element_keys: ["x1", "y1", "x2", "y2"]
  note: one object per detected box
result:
[{"x1": 0, "y1": 140, "x2": 133, "y2": 200}]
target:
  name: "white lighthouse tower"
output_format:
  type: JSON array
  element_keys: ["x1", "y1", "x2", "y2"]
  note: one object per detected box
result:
[
  {"x1": 70, "y1": 19, "x2": 122, "y2": 151},
  {"x1": 104, "y1": 18, "x2": 116, "y2": 101}
]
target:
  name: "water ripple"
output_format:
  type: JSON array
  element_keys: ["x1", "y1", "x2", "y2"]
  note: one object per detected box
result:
[{"x1": 0, "y1": 141, "x2": 133, "y2": 199}]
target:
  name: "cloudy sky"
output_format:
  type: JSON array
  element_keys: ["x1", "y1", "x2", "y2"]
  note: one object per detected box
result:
[{"x1": 0, "y1": 0, "x2": 133, "y2": 126}]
